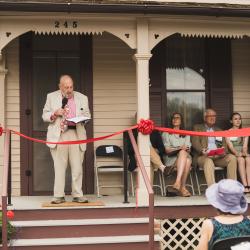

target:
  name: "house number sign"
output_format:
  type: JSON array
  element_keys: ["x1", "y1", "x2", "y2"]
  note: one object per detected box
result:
[{"x1": 54, "y1": 21, "x2": 78, "y2": 29}]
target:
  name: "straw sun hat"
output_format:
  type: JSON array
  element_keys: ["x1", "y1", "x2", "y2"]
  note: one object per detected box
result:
[{"x1": 205, "y1": 179, "x2": 248, "y2": 214}]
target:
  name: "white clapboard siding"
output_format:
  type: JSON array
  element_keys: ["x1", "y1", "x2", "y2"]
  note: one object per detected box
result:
[
  {"x1": 232, "y1": 38, "x2": 250, "y2": 127},
  {"x1": 93, "y1": 32, "x2": 136, "y2": 144},
  {"x1": 5, "y1": 38, "x2": 21, "y2": 196},
  {"x1": 93, "y1": 32, "x2": 136, "y2": 195}
]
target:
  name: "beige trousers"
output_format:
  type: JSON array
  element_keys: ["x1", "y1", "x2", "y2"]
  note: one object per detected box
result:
[
  {"x1": 50, "y1": 129, "x2": 85, "y2": 198},
  {"x1": 197, "y1": 154, "x2": 237, "y2": 186},
  {"x1": 150, "y1": 147, "x2": 164, "y2": 184}
]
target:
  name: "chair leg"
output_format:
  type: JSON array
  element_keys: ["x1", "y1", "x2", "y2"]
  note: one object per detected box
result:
[
  {"x1": 96, "y1": 169, "x2": 101, "y2": 198},
  {"x1": 194, "y1": 169, "x2": 201, "y2": 196},
  {"x1": 189, "y1": 171, "x2": 195, "y2": 195},
  {"x1": 130, "y1": 172, "x2": 135, "y2": 197},
  {"x1": 222, "y1": 170, "x2": 225, "y2": 179},
  {"x1": 158, "y1": 171, "x2": 164, "y2": 196},
  {"x1": 162, "y1": 171, "x2": 166, "y2": 196}
]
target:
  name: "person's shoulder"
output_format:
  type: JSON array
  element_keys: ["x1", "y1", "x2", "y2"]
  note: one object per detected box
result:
[
  {"x1": 162, "y1": 132, "x2": 170, "y2": 136},
  {"x1": 152, "y1": 130, "x2": 161, "y2": 137},
  {"x1": 74, "y1": 91, "x2": 88, "y2": 99},
  {"x1": 244, "y1": 217, "x2": 250, "y2": 223},
  {"x1": 47, "y1": 90, "x2": 60, "y2": 97},
  {"x1": 202, "y1": 218, "x2": 214, "y2": 231},
  {"x1": 193, "y1": 123, "x2": 205, "y2": 131},
  {"x1": 214, "y1": 126, "x2": 222, "y2": 131}
]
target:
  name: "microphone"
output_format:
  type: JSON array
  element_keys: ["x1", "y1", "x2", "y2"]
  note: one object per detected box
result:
[{"x1": 62, "y1": 97, "x2": 68, "y2": 109}]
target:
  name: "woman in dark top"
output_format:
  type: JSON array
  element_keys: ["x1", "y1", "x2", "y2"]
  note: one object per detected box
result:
[
  {"x1": 197, "y1": 179, "x2": 250, "y2": 250},
  {"x1": 127, "y1": 129, "x2": 168, "y2": 184}
]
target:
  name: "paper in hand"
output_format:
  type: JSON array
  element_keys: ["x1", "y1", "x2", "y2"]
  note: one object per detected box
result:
[
  {"x1": 207, "y1": 147, "x2": 225, "y2": 157},
  {"x1": 66, "y1": 116, "x2": 91, "y2": 124}
]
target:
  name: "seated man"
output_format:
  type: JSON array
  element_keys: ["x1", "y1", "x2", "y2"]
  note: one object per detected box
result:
[
  {"x1": 191, "y1": 108, "x2": 237, "y2": 187},
  {"x1": 127, "y1": 129, "x2": 168, "y2": 184}
]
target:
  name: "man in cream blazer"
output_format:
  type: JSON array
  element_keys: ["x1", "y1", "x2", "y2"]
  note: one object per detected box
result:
[
  {"x1": 42, "y1": 75, "x2": 91, "y2": 204},
  {"x1": 191, "y1": 108, "x2": 237, "y2": 187}
]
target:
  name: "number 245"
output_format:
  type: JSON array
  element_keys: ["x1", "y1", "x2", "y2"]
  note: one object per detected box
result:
[{"x1": 55, "y1": 21, "x2": 78, "y2": 28}]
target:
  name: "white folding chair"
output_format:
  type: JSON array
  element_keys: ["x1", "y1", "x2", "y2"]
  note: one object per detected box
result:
[
  {"x1": 153, "y1": 169, "x2": 165, "y2": 196},
  {"x1": 163, "y1": 168, "x2": 196, "y2": 196},
  {"x1": 95, "y1": 145, "x2": 124, "y2": 197},
  {"x1": 195, "y1": 166, "x2": 225, "y2": 195},
  {"x1": 130, "y1": 168, "x2": 165, "y2": 197}
]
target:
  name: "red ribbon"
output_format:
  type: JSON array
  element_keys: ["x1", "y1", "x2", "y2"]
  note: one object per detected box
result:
[
  {"x1": 137, "y1": 119, "x2": 154, "y2": 135},
  {"x1": 11, "y1": 125, "x2": 138, "y2": 145},
  {"x1": 155, "y1": 126, "x2": 250, "y2": 137},
  {"x1": 2, "y1": 120, "x2": 250, "y2": 145}
]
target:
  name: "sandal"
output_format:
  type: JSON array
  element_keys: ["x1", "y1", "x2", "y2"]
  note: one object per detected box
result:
[
  {"x1": 179, "y1": 188, "x2": 191, "y2": 197},
  {"x1": 244, "y1": 186, "x2": 250, "y2": 194},
  {"x1": 172, "y1": 182, "x2": 181, "y2": 192}
]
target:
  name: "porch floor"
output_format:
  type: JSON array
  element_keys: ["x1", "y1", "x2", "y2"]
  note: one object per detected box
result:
[{"x1": 10, "y1": 194, "x2": 250, "y2": 210}]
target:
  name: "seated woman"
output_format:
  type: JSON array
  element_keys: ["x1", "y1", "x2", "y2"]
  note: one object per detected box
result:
[
  {"x1": 197, "y1": 179, "x2": 250, "y2": 250},
  {"x1": 162, "y1": 112, "x2": 192, "y2": 197},
  {"x1": 225, "y1": 112, "x2": 250, "y2": 193}
]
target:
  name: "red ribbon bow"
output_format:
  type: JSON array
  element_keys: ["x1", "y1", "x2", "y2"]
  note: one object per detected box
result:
[
  {"x1": 0, "y1": 126, "x2": 3, "y2": 136},
  {"x1": 7, "y1": 210, "x2": 14, "y2": 220},
  {"x1": 137, "y1": 119, "x2": 155, "y2": 135}
]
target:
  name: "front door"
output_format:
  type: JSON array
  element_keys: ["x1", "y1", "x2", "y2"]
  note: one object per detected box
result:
[{"x1": 20, "y1": 32, "x2": 94, "y2": 195}]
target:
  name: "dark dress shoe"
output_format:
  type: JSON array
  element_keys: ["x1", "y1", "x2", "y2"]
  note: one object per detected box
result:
[
  {"x1": 72, "y1": 197, "x2": 88, "y2": 203},
  {"x1": 51, "y1": 197, "x2": 66, "y2": 204}
]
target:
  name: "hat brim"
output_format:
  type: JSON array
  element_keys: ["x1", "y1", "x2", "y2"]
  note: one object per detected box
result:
[{"x1": 205, "y1": 183, "x2": 248, "y2": 214}]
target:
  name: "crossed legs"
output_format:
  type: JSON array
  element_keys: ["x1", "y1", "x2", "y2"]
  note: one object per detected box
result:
[{"x1": 173, "y1": 150, "x2": 192, "y2": 196}]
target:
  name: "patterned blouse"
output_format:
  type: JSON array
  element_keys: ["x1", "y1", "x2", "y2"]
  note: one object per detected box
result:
[
  {"x1": 229, "y1": 136, "x2": 244, "y2": 153},
  {"x1": 161, "y1": 132, "x2": 191, "y2": 167},
  {"x1": 208, "y1": 217, "x2": 250, "y2": 250}
]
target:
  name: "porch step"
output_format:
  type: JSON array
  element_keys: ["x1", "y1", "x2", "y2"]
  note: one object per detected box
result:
[
  {"x1": 9, "y1": 205, "x2": 160, "y2": 250},
  {"x1": 12, "y1": 218, "x2": 149, "y2": 238},
  {"x1": 13, "y1": 207, "x2": 150, "y2": 221},
  {"x1": 10, "y1": 235, "x2": 161, "y2": 250}
]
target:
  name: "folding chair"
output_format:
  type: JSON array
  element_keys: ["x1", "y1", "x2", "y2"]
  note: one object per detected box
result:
[
  {"x1": 130, "y1": 169, "x2": 165, "y2": 197},
  {"x1": 163, "y1": 168, "x2": 196, "y2": 196},
  {"x1": 211, "y1": 236, "x2": 250, "y2": 250},
  {"x1": 153, "y1": 170, "x2": 165, "y2": 196},
  {"x1": 195, "y1": 166, "x2": 225, "y2": 195},
  {"x1": 95, "y1": 145, "x2": 124, "y2": 197}
]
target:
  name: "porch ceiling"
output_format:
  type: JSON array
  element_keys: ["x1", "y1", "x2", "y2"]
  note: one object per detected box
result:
[
  {"x1": 1, "y1": 14, "x2": 250, "y2": 53},
  {"x1": 0, "y1": 0, "x2": 250, "y2": 17},
  {"x1": 0, "y1": 0, "x2": 250, "y2": 7}
]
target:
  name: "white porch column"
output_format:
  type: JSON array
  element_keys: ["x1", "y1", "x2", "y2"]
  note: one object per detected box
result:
[
  {"x1": 134, "y1": 19, "x2": 152, "y2": 206},
  {"x1": 0, "y1": 52, "x2": 8, "y2": 194}
]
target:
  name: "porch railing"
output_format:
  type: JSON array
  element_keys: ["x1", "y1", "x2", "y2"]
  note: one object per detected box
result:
[
  {"x1": 1, "y1": 129, "x2": 11, "y2": 249},
  {"x1": 1, "y1": 129, "x2": 154, "y2": 249},
  {"x1": 128, "y1": 130, "x2": 154, "y2": 250}
]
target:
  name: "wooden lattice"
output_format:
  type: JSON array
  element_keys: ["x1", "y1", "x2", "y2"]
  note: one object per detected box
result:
[{"x1": 160, "y1": 218, "x2": 206, "y2": 250}]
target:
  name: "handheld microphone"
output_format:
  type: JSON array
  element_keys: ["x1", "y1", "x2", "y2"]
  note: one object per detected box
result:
[{"x1": 62, "y1": 97, "x2": 68, "y2": 109}]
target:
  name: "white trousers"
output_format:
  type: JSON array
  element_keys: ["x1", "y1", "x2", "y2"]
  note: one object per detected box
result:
[{"x1": 50, "y1": 129, "x2": 85, "y2": 198}]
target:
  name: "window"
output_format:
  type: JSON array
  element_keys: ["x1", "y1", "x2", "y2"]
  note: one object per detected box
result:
[
  {"x1": 165, "y1": 35, "x2": 206, "y2": 129},
  {"x1": 150, "y1": 34, "x2": 232, "y2": 129},
  {"x1": 166, "y1": 67, "x2": 205, "y2": 129}
]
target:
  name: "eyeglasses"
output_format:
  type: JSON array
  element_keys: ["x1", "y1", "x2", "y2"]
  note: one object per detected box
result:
[
  {"x1": 173, "y1": 116, "x2": 181, "y2": 120},
  {"x1": 206, "y1": 115, "x2": 216, "y2": 118}
]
